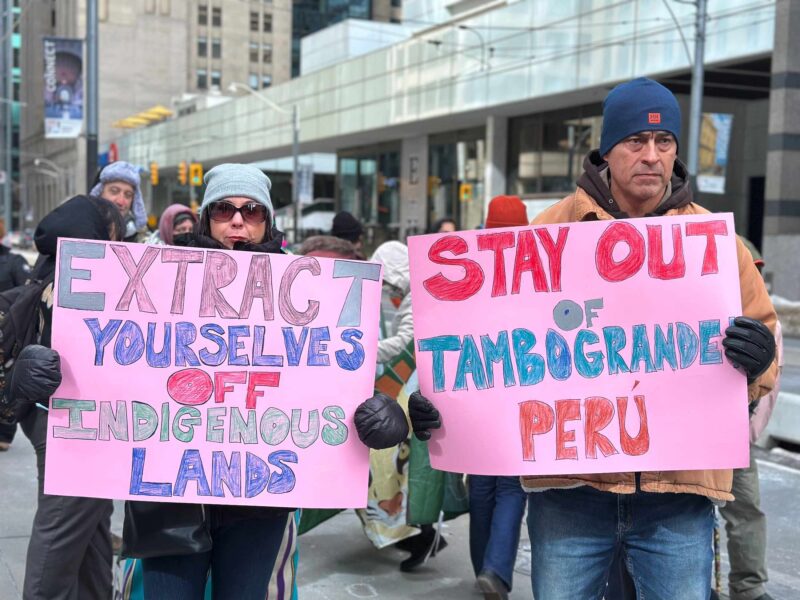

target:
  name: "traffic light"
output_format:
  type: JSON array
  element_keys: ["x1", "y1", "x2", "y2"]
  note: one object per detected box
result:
[
  {"x1": 150, "y1": 161, "x2": 159, "y2": 186},
  {"x1": 189, "y1": 162, "x2": 203, "y2": 187},
  {"x1": 178, "y1": 161, "x2": 188, "y2": 185},
  {"x1": 459, "y1": 182, "x2": 473, "y2": 202}
]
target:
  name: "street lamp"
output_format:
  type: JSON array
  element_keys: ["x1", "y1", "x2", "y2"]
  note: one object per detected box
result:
[{"x1": 227, "y1": 82, "x2": 301, "y2": 244}]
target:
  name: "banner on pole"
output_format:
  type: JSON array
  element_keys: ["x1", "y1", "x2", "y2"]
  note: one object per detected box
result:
[
  {"x1": 697, "y1": 113, "x2": 733, "y2": 194},
  {"x1": 43, "y1": 37, "x2": 84, "y2": 139}
]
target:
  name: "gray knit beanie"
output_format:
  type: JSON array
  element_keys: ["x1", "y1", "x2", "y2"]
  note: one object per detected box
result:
[{"x1": 201, "y1": 163, "x2": 273, "y2": 219}]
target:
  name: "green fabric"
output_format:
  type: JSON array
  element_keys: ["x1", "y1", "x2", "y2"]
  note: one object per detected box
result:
[
  {"x1": 407, "y1": 437, "x2": 469, "y2": 525},
  {"x1": 298, "y1": 508, "x2": 341, "y2": 536}
]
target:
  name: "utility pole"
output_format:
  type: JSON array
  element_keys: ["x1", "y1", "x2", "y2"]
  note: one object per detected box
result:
[
  {"x1": 86, "y1": 0, "x2": 98, "y2": 189},
  {"x1": 2, "y1": 0, "x2": 12, "y2": 228},
  {"x1": 292, "y1": 104, "x2": 300, "y2": 244},
  {"x1": 686, "y1": 0, "x2": 707, "y2": 183}
]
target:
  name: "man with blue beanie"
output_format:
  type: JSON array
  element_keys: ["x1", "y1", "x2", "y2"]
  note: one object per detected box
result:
[{"x1": 405, "y1": 78, "x2": 779, "y2": 600}]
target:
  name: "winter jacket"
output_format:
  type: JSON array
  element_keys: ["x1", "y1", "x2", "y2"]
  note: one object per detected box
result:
[
  {"x1": 371, "y1": 241, "x2": 415, "y2": 364},
  {"x1": 0, "y1": 245, "x2": 31, "y2": 292},
  {"x1": 521, "y1": 152, "x2": 778, "y2": 502}
]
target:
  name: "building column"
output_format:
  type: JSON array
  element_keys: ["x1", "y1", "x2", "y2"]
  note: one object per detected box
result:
[
  {"x1": 400, "y1": 135, "x2": 428, "y2": 239},
  {"x1": 762, "y1": 0, "x2": 800, "y2": 300},
  {"x1": 484, "y1": 114, "x2": 507, "y2": 220}
]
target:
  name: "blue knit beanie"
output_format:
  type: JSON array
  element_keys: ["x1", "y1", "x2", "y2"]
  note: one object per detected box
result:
[
  {"x1": 600, "y1": 78, "x2": 681, "y2": 156},
  {"x1": 90, "y1": 161, "x2": 146, "y2": 228},
  {"x1": 201, "y1": 163, "x2": 273, "y2": 219}
]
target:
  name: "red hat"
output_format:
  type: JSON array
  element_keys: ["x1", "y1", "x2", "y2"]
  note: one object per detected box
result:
[{"x1": 485, "y1": 195, "x2": 528, "y2": 229}]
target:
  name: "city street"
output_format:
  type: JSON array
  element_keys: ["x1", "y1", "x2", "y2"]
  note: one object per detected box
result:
[{"x1": 2, "y1": 420, "x2": 799, "y2": 599}]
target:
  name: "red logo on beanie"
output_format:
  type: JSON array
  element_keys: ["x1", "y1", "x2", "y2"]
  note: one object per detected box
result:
[{"x1": 648, "y1": 112, "x2": 661, "y2": 124}]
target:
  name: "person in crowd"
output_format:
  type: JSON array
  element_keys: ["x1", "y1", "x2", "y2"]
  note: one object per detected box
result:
[
  {"x1": 84, "y1": 163, "x2": 409, "y2": 597},
  {"x1": 468, "y1": 195, "x2": 530, "y2": 600},
  {"x1": 710, "y1": 239, "x2": 782, "y2": 600},
  {"x1": 330, "y1": 210, "x2": 365, "y2": 256},
  {"x1": 149, "y1": 203, "x2": 197, "y2": 246},
  {"x1": 0, "y1": 217, "x2": 32, "y2": 451},
  {"x1": 299, "y1": 234, "x2": 358, "y2": 259},
  {"x1": 408, "y1": 78, "x2": 778, "y2": 600},
  {"x1": 89, "y1": 161, "x2": 148, "y2": 243},
  {"x1": 427, "y1": 217, "x2": 457, "y2": 234},
  {"x1": 11, "y1": 195, "x2": 125, "y2": 600}
]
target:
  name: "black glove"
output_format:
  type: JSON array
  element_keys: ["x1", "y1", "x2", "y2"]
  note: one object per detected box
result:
[
  {"x1": 722, "y1": 317, "x2": 775, "y2": 384},
  {"x1": 11, "y1": 345, "x2": 62, "y2": 420},
  {"x1": 408, "y1": 391, "x2": 441, "y2": 441},
  {"x1": 353, "y1": 393, "x2": 409, "y2": 450}
]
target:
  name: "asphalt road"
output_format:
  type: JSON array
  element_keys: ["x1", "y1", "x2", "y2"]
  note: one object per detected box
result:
[{"x1": 1, "y1": 436, "x2": 799, "y2": 600}]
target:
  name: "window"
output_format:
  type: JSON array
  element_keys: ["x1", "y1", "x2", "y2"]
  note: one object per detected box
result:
[
  {"x1": 250, "y1": 11, "x2": 259, "y2": 31},
  {"x1": 261, "y1": 75, "x2": 272, "y2": 89},
  {"x1": 263, "y1": 13, "x2": 272, "y2": 32},
  {"x1": 212, "y1": 7, "x2": 221, "y2": 27},
  {"x1": 211, "y1": 70, "x2": 221, "y2": 88},
  {"x1": 249, "y1": 73, "x2": 258, "y2": 89},
  {"x1": 262, "y1": 43, "x2": 272, "y2": 64},
  {"x1": 211, "y1": 38, "x2": 221, "y2": 59},
  {"x1": 197, "y1": 36, "x2": 207, "y2": 57},
  {"x1": 197, "y1": 69, "x2": 208, "y2": 89},
  {"x1": 391, "y1": 0, "x2": 401, "y2": 6},
  {"x1": 198, "y1": 5, "x2": 207, "y2": 25},
  {"x1": 249, "y1": 41, "x2": 259, "y2": 62}
]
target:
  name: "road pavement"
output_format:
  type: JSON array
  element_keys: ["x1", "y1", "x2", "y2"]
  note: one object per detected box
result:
[{"x1": 1, "y1": 433, "x2": 799, "y2": 599}]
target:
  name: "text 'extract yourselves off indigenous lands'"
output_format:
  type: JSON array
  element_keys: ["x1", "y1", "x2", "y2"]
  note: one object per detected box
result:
[
  {"x1": 44, "y1": 239, "x2": 382, "y2": 508},
  {"x1": 408, "y1": 213, "x2": 751, "y2": 477}
]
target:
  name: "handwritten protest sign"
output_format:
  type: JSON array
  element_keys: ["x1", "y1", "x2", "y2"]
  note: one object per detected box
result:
[
  {"x1": 408, "y1": 213, "x2": 749, "y2": 476},
  {"x1": 45, "y1": 239, "x2": 382, "y2": 508}
]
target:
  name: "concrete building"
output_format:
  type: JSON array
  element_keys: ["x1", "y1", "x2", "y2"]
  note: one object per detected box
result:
[
  {"x1": 19, "y1": 0, "x2": 291, "y2": 221},
  {"x1": 107, "y1": 0, "x2": 797, "y2": 299}
]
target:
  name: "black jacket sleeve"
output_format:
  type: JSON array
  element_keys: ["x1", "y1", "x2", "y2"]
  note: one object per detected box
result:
[
  {"x1": 10, "y1": 345, "x2": 61, "y2": 420},
  {"x1": 10, "y1": 254, "x2": 31, "y2": 287}
]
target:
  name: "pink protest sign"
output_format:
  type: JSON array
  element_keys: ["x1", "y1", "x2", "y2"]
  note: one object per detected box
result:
[
  {"x1": 408, "y1": 213, "x2": 749, "y2": 476},
  {"x1": 45, "y1": 239, "x2": 382, "y2": 508}
]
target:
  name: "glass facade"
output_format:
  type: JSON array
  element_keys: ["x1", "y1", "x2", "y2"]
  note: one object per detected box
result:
[
  {"x1": 508, "y1": 106, "x2": 601, "y2": 198},
  {"x1": 427, "y1": 128, "x2": 485, "y2": 231},
  {"x1": 292, "y1": 0, "x2": 373, "y2": 77},
  {"x1": 338, "y1": 144, "x2": 401, "y2": 249}
]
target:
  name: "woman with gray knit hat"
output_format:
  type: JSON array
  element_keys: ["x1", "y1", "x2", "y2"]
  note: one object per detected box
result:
[
  {"x1": 123, "y1": 164, "x2": 285, "y2": 599},
  {"x1": 90, "y1": 160, "x2": 148, "y2": 242},
  {"x1": 124, "y1": 163, "x2": 410, "y2": 598}
]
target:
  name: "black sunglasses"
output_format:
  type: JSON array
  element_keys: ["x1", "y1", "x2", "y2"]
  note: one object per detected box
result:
[{"x1": 208, "y1": 201, "x2": 268, "y2": 224}]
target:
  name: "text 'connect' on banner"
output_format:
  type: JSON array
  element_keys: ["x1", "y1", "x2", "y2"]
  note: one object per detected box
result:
[
  {"x1": 408, "y1": 213, "x2": 748, "y2": 476},
  {"x1": 45, "y1": 240, "x2": 383, "y2": 508}
]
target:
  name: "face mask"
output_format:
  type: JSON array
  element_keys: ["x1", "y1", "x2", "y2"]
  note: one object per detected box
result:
[{"x1": 172, "y1": 232, "x2": 194, "y2": 247}]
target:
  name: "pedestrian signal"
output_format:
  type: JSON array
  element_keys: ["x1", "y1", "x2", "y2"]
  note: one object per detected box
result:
[
  {"x1": 190, "y1": 163, "x2": 203, "y2": 187},
  {"x1": 150, "y1": 162, "x2": 159, "y2": 186},
  {"x1": 178, "y1": 161, "x2": 188, "y2": 185}
]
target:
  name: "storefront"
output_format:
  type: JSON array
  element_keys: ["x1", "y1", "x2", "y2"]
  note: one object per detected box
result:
[
  {"x1": 337, "y1": 143, "x2": 401, "y2": 248},
  {"x1": 427, "y1": 128, "x2": 485, "y2": 232}
]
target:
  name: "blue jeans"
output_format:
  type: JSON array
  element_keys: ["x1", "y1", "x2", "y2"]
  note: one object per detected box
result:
[
  {"x1": 527, "y1": 485, "x2": 714, "y2": 600},
  {"x1": 142, "y1": 510, "x2": 287, "y2": 599},
  {"x1": 469, "y1": 475, "x2": 527, "y2": 590}
]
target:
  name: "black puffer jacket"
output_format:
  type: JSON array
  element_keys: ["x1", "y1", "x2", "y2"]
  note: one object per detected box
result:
[{"x1": 0, "y1": 245, "x2": 31, "y2": 292}]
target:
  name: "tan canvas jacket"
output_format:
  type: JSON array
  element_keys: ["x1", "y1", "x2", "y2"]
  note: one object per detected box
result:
[{"x1": 520, "y1": 187, "x2": 778, "y2": 502}]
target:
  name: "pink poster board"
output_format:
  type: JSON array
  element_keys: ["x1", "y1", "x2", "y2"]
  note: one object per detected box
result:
[
  {"x1": 45, "y1": 239, "x2": 382, "y2": 508},
  {"x1": 407, "y1": 213, "x2": 749, "y2": 475}
]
